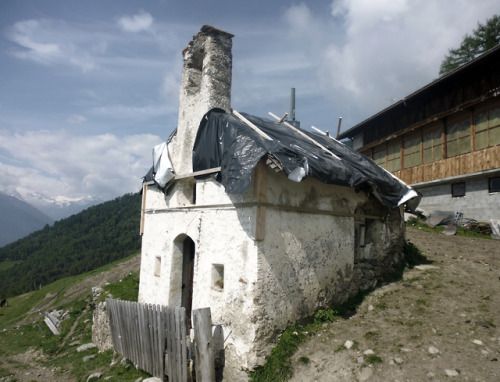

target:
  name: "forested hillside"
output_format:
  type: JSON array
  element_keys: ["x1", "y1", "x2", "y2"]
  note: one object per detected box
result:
[{"x1": 0, "y1": 193, "x2": 141, "y2": 297}]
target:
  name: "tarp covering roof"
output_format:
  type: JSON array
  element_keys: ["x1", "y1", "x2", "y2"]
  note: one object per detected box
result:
[{"x1": 192, "y1": 108, "x2": 418, "y2": 208}]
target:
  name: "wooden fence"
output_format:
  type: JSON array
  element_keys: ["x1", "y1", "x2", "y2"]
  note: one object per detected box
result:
[{"x1": 106, "y1": 299, "x2": 217, "y2": 382}]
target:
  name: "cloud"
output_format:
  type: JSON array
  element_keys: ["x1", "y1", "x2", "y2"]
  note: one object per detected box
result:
[
  {"x1": 89, "y1": 103, "x2": 171, "y2": 119},
  {"x1": 274, "y1": 0, "x2": 500, "y2": 126},
  {"x1": 7, "y1": 19, "x2": 100, "y2": 72},
  {"x1": 117, "y1": 11, "x2": 154, "y2": 32},
  {"x1": 0, "y1": 129, "x2": 162, "y2": 204},
  {"x1": 67, "y1": 114, "x2": 87, "y2": 124}
]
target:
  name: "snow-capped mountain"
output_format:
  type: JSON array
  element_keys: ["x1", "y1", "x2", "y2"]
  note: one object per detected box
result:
[{"x1": 18, "y1": 192, "x2": 104, "y2": 221}]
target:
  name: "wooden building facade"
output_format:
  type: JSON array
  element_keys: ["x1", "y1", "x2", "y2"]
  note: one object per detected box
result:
[{"x1": 339, "y1": 45, "x2": 500, "y2": 221}]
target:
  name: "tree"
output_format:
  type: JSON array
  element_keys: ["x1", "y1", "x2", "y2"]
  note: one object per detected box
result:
[{"x1": 439, "y1": 15, "x2": 500, "y2": 76}]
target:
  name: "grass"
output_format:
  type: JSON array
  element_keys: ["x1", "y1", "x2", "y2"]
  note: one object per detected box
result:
[
  {"x1": 0, "y1": 252, "x2": 148, "y2": 381},
  {"x1": 101, "y1": 272, "x2": 140, "y2": 302},
  {"x1": 365, "y1": 354, "x2": 383, "y2": 365},
  {"x1": 249, "y1": 290, "x2": 372, "y2": 382},
  {"x1": 406, "y1": 217, "x2": 492, "y2": 239},
  {"x1": 0, "y1": 252, "x2": 139, "y2": 330},
  {"x1": 0, "y1": 259, "x2": 21, "y2": 272}
]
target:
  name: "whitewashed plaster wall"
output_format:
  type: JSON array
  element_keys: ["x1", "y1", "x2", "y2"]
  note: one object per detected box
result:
[{"x1": 139, "y1": 165, "x2": 406, "y2": 381}]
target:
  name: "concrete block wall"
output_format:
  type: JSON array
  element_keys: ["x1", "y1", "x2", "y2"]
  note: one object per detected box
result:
[{"x1": 415, "y1": 176, "x2": 500, "y2": 221}]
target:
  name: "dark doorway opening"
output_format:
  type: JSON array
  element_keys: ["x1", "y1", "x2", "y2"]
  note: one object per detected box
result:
[{"x1": 181, "y1": 237, "x2": 195, "y2": 327}]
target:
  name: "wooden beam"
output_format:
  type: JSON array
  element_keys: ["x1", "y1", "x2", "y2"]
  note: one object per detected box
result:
[
  {"x1": 233, "y1": 110, "x2": 273, "y2": 141},
  {"x1": 253, "y1": 160, "x2": 267, "y2": 241},
  {"x1": 336, "y1": 117, "x2": 343, "y2": 139},
  {"x1": 269, "y1": 112, "x2": 341, "y2": 160},
  {"x1": 175, "y1": 167, "x2": 222, "y2": 180},
  {"x1": 140, "y1": 181, "x2": 154, "y2": 235},
  {"x1": 310, "y1": 125, "x2": 326, "y2": 135}
]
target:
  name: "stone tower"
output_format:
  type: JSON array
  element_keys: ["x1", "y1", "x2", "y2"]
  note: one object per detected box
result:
[{"x1": 169, "y1": 25, "x2": 234, "y2": 175}]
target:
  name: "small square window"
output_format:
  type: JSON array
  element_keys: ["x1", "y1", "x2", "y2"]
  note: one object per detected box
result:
[
  {"x1": 154, "y1": 256, "x2": 161, "y2": 277},
  {"x1": 489, "y1": 177, "x2": 500, "y2": 193},
  {"x1": 212, "y1": 264, "x2": 224, "y2": 290},
  {"x1": 451, "y1": 182, "x2": 466, "y2": 198}
]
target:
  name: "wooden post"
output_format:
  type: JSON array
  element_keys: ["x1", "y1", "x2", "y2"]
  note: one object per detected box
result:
[
  {"x1": 193, "y1": 308, "x2": 215, "y2": 382},
  {"x1": 253, "y1": 160, "x2": 267, "y2": 241},
  {"x1": 336, "y1": 117, "x2": 343, "y2": 139}
]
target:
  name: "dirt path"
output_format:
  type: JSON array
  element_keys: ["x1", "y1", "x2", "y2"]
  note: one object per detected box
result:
[{"x1": 290, "y1": 228, "x2": 500, "y2": 381}]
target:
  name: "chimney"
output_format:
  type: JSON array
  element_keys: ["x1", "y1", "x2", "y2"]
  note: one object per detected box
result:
[{"x1": 170, "y1": 25, "x2": 234, "y2": 175}]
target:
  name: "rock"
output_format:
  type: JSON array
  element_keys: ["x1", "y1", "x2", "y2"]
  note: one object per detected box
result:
[
  {"x1": 83, "y1": 355, "x2": 96, "y2": 362},
  {"x1": 77, "y1": 343, "x2": 97, "y2": 352},
  {"x1": 92, "y1": 286, "x2": 103, "y2": 295},
  {"x1": 357, "y1": 356, "x2": 364, "y2": 364},
  {"x1": 472, "y1": 339, "x2": 484, "y2": 345},
  {"x1": 364, "y1": 349, "x2": 375, "y2": 355},
  {"x1": 368, "y1": 305, "x2": 374, "y2": 311},
  {"x1": 134, "y1": 378, "x2": 143, "y2": 382},
  {"x1": 143, "y1": 378, "x2": 162, "y2": 382},
  {"x1": 359, "y1": 367, "x2": 374, "y2": 381},
  {"x1": 445, "y1": 369, "x2": 459, "y2": 377},
  {"x1": 428, "y1": 346, "x2": 440, "y2": 355},
  {"x1": 344, "y1": 340, "x2": 354, "y2": 349},
  {"x1": 87, "y1": 372, "x2": 102, "y2": 381},
  {"x1": 401, "y1": 347, "x2": 412, "y2": 353},
  {"x1": 414, "y1": 265, "x2": 438, "y2": 271},
  {"x1": 394, "y1": 357, "x2": 403, "y2": 364}
]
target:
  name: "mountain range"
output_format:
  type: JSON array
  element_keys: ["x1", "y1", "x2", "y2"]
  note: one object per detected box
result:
[{"x1": 0, "y1": 192, "x2": 54, "y2": 248}]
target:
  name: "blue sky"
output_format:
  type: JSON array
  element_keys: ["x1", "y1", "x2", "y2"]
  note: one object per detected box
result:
[{"x1": 1, "y1": 0, "x2": 499, "y2": 211}]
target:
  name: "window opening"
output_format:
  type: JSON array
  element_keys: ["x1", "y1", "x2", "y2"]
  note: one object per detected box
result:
[
  {"x1": 489, "y1": 177, "x2": 500, "y2": 193},
  {"x1": 451, "y1": 182, "x2": 466, "y2": 198},
  {"x1": 154, "y1": 256, "x2": 161, "y2": 277},
  {"x1": 404, "y1": 133, "x2": 421, "y2": 168},
  {"x1": 423, "y1": 127, "x2": 443, "y2": 164},
  {"x1": 475, "y1": 106, "x2": 500, "y2": 150},
  {"x1": 446, "y1": 118, "x2": 471, "y2": 157},
  {"x1": 386, "y1": 141, "x2": 401, "y2": 172},
  {"x1": 372, "y1": 145, "x2": 386, "y2": 168},
  {"x1": 212, "y1": 264, "x2": 224, "y2": 290}
]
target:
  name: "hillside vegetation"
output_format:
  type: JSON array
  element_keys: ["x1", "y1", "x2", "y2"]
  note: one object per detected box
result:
[{"x1": 0, "y1": 193, "x2": 141, "y2": 298}]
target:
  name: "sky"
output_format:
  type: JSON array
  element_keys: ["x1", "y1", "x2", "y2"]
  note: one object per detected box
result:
[{"x1": 1, "y1": 0, "x2": 499, "y2": 213}]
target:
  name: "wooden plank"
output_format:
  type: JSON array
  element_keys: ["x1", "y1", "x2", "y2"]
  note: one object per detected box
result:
[
  {"x1": 213, "y1": 325, "x2": 224, "y2": 382},
  {"x1": 170, "y1": 307, "x2": 178, "y2": 381},
  {"x1": 143, "y1": 304, "x2": 153, "y2": 375},
  {"x1": 175, "y1": 167, "x2": 222, "y2": 180},
  {"x1": 174, "y1": 308, "x2": 183, "y2": 382},
  {"x1": 157, "y1": 305, "x2": 163, "y2": 379},
  {"x1": 158, "y1": 306, "x2": 166, "y2": 381},
  {"x1": 193, "y1": 308, "x2": 215, "y2": 382},
  {"x1": 233, "y1": 110, "x2": 273, "y2": 141},
  {"x1": 268, "y1": 112, "x2": 341, "y2": 160},
  {"x1": 179, "y1": 308, "x2": 188, "y2": 382}
]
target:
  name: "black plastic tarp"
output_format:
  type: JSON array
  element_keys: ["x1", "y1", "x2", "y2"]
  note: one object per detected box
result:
[{"x1": 192, "y1": 109, "x2": 418, "y2": 208}]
